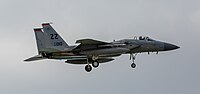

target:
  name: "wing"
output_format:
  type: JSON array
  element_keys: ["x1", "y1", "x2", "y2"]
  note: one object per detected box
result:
[
  {"x1": 24, "y1": 55, "x2": 47, "y2": 61},
  {"x1": 75, "y1": 39, "x2": 108, "y2": 45},
  {"x1": 73, "y1": 39, "x2": 110, "y2": 52},
  {"x1": 65, "y1": 57, "x2": 114, "y2": 64}
]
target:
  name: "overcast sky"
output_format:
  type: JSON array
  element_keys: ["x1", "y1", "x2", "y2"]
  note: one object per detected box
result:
[{"x1": 0, "y1": 0, "x2": 200, "y2": 94}]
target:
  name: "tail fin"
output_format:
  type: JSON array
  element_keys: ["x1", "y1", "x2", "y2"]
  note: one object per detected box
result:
[
  {"x1": 34, "y1": 23, "x2": 69, "y2": 54},
  {"x1": 42, "y1": 23, "x2": 69, "y2": 50},
  {"x1": 34, "y1": 28, "x2": 45, "y2": 54},
  {"x1": 25, "y1": 24, "x2": 69, "y2": 62}
]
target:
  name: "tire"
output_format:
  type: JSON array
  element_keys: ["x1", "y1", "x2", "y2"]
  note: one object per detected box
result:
[
  {"x1": 92, "y1": 61, "x2": 99, "y2": 68},
  {"x1": 131, "y1": 63, "x2": 136, "y2": 68},
  {"x1": 85, "y1": 65, "x2": 92, "y2": 72}
]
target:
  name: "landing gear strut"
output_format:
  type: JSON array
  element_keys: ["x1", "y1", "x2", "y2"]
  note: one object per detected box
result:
[{"x1": 130, "y1": 53, "x2": 137, "y2": 68}]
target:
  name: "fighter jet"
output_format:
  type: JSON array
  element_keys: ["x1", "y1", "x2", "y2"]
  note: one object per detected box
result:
[{"x1": 24, "y1": 23, "x2": 180, "y2": 72}]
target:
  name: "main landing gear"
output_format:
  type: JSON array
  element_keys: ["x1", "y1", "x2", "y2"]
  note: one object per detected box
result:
[
  {"x1": 85, "y1": 61, "x2": 99, "y2": 72},
  {"x1": 130, "y1": 53, "x2": 137, "y2": 68},
  {"x1": 85, "y1": 56, "x2": 100, "y2": 72}
]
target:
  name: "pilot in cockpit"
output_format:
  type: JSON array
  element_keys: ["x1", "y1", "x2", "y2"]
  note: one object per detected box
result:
[
  {"x1": 139, "y1": 36, "x2": 153, "y2": 41},
  {"x1": 139, "y1": 36, "x2": 145, "y2": 40}
]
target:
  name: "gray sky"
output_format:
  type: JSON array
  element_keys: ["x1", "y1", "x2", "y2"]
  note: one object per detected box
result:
[{"x1": 0, "y1": 0, "x2": 200, "y2": 94}]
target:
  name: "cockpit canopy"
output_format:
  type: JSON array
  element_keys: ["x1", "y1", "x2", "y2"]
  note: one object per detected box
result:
[{"x1": 113, "y1": 36, "x2": 155, "y2": 44}]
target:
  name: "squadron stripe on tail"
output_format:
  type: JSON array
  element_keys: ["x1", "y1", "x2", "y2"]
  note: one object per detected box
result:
[{"x1": 34, "y1": 28, "x2": 43, "y2": 32}]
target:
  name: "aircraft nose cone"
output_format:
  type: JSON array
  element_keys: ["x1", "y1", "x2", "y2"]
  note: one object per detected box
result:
[{"x1": 164, "y1": 43, "x2": 180, "y2": 51}]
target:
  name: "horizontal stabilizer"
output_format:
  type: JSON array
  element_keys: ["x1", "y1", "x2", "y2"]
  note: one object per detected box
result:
[{"x1": 24, "y1": 55, "x2": 47, "y2": 61}]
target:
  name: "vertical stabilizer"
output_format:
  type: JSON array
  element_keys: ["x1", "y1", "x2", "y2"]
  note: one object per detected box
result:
[
  {"x1": 34, "y1": 28, "x2": 45, "y2": 54},
  {"x1": 41, "y1": 23, "x2": 69, "y2": 52}
]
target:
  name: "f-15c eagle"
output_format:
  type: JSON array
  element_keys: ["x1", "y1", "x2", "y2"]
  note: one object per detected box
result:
[{"x1": 24, "y1": 23, "x2": 180, "y2": 72}]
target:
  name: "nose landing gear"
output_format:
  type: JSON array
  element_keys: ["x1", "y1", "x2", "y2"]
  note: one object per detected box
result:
[{"x1": 130, "y1": 53, "x2": 137, "y2": 68}]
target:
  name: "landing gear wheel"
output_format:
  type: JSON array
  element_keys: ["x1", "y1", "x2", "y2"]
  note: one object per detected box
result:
[
  {"x1": 92, "y1": 61, "x2": 99, "y2": 68},
  {"x1": 131, "y1": 63, "x2": 136, "y2": 68},
  {"x1": 85, "y1": 65, "x2": 92, "y2": 72}
]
